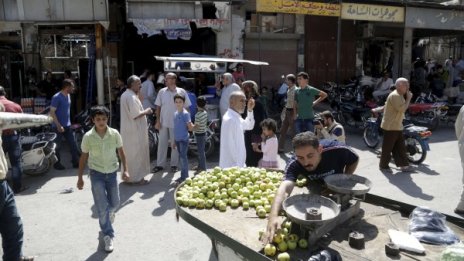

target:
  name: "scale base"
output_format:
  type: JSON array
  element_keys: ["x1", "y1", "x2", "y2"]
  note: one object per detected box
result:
[{"x1": 298, "y1": 199, "x2": 361, "y2": 247}]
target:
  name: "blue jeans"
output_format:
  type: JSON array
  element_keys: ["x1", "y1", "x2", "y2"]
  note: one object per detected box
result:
[
  {"x1": 0, "y1": 180, "x2": 24, "y2": 260},
  {"x1": 54, "y1": 126, "x2": 80, "y2": 165},
  {"x1": 195, "y1": 133, "x2": 206, "y2": 171},
  {"x1": 89, "y1": 170, "x2": 119, "y2": 238},
  {"x1": 294, "y1": 119, "x2": 314, "y2": 134},
  {"x1": 175, "y1": 140, "x2": 189, "y2": 181},
  {"x1": 2, "y1": 135, "x2": 22, "y2": 192}
]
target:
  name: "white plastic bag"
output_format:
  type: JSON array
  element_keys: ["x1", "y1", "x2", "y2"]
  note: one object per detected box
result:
[{"x1": 388, "y1": 229, "x2": 426, "y2": 254}]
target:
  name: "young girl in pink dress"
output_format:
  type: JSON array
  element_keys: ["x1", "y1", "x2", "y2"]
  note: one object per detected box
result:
[{"x1": 253, "y1": 118, "x2": 279, "y2": 169}]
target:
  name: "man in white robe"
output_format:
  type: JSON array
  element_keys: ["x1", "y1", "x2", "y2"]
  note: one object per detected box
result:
[
  {"x1": 219, "y1": 91, "x2": 255, "y2": 168},
  {"x1": 218, "y1": 73, "x2": 241, "y2": 117},
  {"x1": 120, "y1": 75, "x2": 153, "y2": 184}
]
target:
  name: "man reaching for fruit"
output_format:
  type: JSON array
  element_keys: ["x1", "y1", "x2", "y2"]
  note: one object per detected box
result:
[{"x1": 264, "y1": 131, "x2": 359, "y2": 243}]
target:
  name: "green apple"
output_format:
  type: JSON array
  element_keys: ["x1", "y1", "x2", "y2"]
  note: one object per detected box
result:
[
  {"x1": 256, "y1": 207, "x2": 267, "y2": 218},
  {"x1": 207, "y1": 191, "x2": 215, "y2": 199},
  {"x1": 282, "y1": 221, "x2": 292, "y2": 230},
  {"x1": 298, "y1": 238, "x2": 308, "y2": 249},
  {"x1": 264, "y1": 204, "x2": 272, "y2": 213},
  {"x1": 277, "y1": 241, "x2": 288, "y2": 252},
  {"x1": 232, "y1": 183, "x2": 240, "y2": 191},
  {"x1": 205, "y1": 199, "x2": 214, "y2": 209},
  {"x1": 230, "y1": 199, "x2": 239, "y2": 208},
  {"x1": 185, "y1": 178, "x2": 193, "y2": 185},
  {"x1": 188, "y1": 198, "x2": 197, "y2": 208},
  {"x1": 219, "y1": 203, "x2": 227, "y2": 212},
  {"x1": 287, "y1": 240, "x2": 297, "y2": 250},
  {"x1": 196, "y1": 199, "x2": 205, "y2": 209},
  {"x1": 287, "y1": 233, "x2": 298, "y2": 242},
  {"x1": 214, "y1": 199, "x2": 222, "y2": 208},
  {"x1": 242, "y1": 201, "x2": 249, "y2": 210},
  {"x1": 281, "y1": 228, "x2": 289, "y2": 235},
  {"x1": 264, "y1": 243, "x2": 276, "y2": 257},
  {"x1": 273, "y1": 233, "x2": 284, "y2": 244},
  {"x1": 230, "y1": 191, "x2": 238, "y2": 199},
  {"x1": 277, "y1": 252, "x2": 290, "y2": 261}
]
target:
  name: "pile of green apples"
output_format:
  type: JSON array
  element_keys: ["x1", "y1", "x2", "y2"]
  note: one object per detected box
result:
[
  {"x1": 262, "y1": 220, "x2": 308, "y2": 260},
  {"x1": 175, "y1": 167, "x2": 283, "y2": 218},
  {"x1": 296, "y1": 175, "x2": 307, "y2": 187}
]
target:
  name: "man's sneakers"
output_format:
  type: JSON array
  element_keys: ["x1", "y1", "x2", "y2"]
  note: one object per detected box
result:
[{"x1": 103, "y1": 235, "x2": 114, "y2": 252}]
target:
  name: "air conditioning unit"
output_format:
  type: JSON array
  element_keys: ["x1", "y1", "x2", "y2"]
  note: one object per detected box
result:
[{"x1": 362, "y1": 23, "x2": 374, "y2": 38}]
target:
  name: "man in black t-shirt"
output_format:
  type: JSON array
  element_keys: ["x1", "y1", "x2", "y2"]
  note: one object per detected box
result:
[{"x1": 263, "y1": 131, "x2": 359, "y2": 244}]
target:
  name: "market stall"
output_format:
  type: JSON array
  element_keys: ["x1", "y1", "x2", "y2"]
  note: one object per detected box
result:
[{"x1": 175, "y1": 167, "x2": 464, "y2": 261}]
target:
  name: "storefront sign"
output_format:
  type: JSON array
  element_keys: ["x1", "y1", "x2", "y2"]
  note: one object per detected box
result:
[
  {"x1": 406, "y1": 7, "x2": 464, "y2": 31},
  {"x1": 165, "y1": 29, "x2": 192, "y2": 40},
  {"x1": 256, "y1": 0, "x2": 340, "y2": 17},
  {"x1": 131, "y1": 18, "x2": 229, "y2": 37},
  {"x1": 341, "y1": 3, "x2": 404, "y2": 22}
]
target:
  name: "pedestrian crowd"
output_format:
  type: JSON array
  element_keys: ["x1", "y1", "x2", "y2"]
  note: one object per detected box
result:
[{"x1": 2, "y1": 61, "x2": 464, "y2": 259}]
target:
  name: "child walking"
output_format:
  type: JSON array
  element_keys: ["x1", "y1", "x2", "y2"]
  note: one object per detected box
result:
[
  {"x1": 194, "y1": 97, "x2": 208, "y2": 173},
  {"x1": 173, "y1": 94, "x2": 194, "y2": 186},
  {"x1": 253, "y1": 118, "x2": 279, "y2": 169},
  {"x1": 76, "y1": 106, "x2": 130, "y2": 253}
]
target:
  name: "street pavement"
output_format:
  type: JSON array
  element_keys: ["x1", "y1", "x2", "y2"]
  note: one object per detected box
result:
[{"x1": 3, "y1": 121, "x2": 463, "y2": 260}]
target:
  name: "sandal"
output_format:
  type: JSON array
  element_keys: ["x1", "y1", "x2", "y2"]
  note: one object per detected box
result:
[
  {"x1": 135, "y1": 179, "x2": 150, "y2": 185},
  {"x1": 20, "y1": 256, "x2": 34, "y2": 261},
  {"x1": 152, "y1": 166, "x2": 164, "y2": 173},
  {"x1": 171, "y1": 178, "x2": 184, "y2": 188}
]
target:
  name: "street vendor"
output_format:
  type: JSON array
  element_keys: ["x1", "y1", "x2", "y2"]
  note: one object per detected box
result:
[{"x1": 264, "y1": 131, "x2": 359, "y2": 243}]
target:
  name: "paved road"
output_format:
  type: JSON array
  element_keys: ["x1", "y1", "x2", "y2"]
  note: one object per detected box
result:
[{"x1": 3, "y1": 121, "x2": 463, "y2": 260}]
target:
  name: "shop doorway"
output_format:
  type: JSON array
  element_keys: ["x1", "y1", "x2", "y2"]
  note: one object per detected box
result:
[{"x1": 123, "y1": 24, "x2": 216, "y2": 77}]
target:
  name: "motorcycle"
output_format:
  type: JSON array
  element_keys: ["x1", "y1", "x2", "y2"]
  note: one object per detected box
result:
[
  {"x1": 406, "y1": 102, "x2": 443, "y2": 131},
  {"x1": 363, "y1": 107, "x2": 432, "y2": 164},
  {"x1": 20, "y1": 132, "x2": 58, "y2": 176},
  {"x1": 72, "y1": 108, "x2": 93, "y2": 152},
  {"x1": 414, "y1": 91, "x2": 462, "y2": 126},
  {"x1": 333, "y1": 99, "x2": 372, "y2": 129},
  {"x1": 188, "y1": 119, "x2": 220, "y2": 158}
]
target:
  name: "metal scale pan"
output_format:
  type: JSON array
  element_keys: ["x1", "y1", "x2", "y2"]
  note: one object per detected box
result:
[
  {"x1": 324, "y1": 174, "x2": 372, "y2": 196},
  {"x1": 282, "y1": 194, "x2": 340, "y2": 227}
]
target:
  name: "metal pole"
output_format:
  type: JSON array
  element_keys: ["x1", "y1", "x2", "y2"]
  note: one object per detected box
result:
[{"x1": 336, "y1": 0, "x2": 342, "y2": 86}]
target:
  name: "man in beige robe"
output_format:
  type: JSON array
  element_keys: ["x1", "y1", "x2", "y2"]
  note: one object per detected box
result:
[{"x1": 120, "y1": 75, "x2": 153, "y2": 184}]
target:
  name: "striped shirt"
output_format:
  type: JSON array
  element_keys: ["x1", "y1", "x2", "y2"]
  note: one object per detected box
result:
[{"x1": 194, "y1": 110, "x2": 208, "y2": 134}]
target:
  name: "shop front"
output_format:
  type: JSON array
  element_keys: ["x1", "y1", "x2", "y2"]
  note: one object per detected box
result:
[
  {"x1": 340, "y1": 3, "x2": 405, "y2": 80},
  {"x1": 0, "y1": 0, "x2": 110, "y2": 114}
]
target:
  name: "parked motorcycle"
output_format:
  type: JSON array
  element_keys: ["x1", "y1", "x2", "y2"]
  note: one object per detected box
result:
[
  {"x1": 72, "y1": 108, "x2": 93, "y2": 152},
  {"x1": 20, "y1": 132, "x2": 58, "y2": 176},
  {"x1": 406, "y1": 102, "x2": 442, "y2": 131},
  {"x1": 188, "y1": 119, "x2": 220, "y2": 158},
  {"x1": 363, "y1": 108, "x2": 432, "y2": 164},
  {"x1": 414, "y1": 91, "x2": 462, "y2": 126},
  {"x1": 333, "y1": 99, "x2": 371, "y2": 129}
]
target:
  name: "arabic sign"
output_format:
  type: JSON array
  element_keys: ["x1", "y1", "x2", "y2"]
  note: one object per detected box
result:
[
  {"x1": 256, "y1": 0, "x2": 340, "y2": 17},
  {"x1": 165, "y1": 29, "x2": 192, "y2": 40},
  {"x1": 341, "y1": 3, "x2": 404, "y2": 22},
  {"x1": 131, "y1": 18, "x2": 229, "y2": 37},
  {"x1": 406, "y1": 7, "x2": 464, "y2": 31}
]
